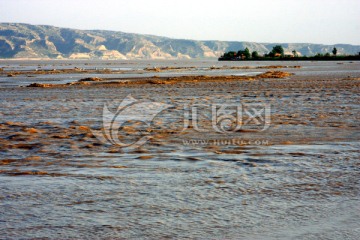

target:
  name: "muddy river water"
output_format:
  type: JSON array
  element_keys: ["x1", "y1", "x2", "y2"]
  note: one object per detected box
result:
[{"x1": 0, "y1": 60, "x2": 359, "y2": 239}]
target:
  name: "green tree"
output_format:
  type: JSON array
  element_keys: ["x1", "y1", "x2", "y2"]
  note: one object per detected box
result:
[
  {"x1": 251, "y1": 51, "x2": 259, "y2": 59},
  {"x1": 332, "y1": 47, "x2": 337, "y2": 56},
  {"x1": 292, "y1": 50, "x2": 297, "y2": 57},
  {"x1": 223, "y1": 51, "x2": 236, "y2": 59},
  {"x1": 271, "y1": 45, "x2": 284, "y2": 57},
  {"x1": 244, "y1": 47, "x2": 251, "y2": 59},
  {"x1": 237, "y1": 48, "x2": 251, "y2": 59}
]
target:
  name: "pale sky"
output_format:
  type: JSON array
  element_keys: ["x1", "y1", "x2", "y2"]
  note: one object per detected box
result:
[{"x1": 0, "y1": 0, "x2": 359, "y2": 45}]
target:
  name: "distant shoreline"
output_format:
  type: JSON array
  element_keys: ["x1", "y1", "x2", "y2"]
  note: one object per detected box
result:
[
  {"x1": 0, "y1": 58, "x2": 359, "y2": 62},
  {"x1": 219, "y1": 45, "x2": 360, "y2": 62},
  {"x1": 219, "y1": 57, "x2": 360, "y2": 62}
]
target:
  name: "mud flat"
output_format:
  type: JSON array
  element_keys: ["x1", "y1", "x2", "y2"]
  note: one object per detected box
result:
[
  {"x1": 1, "y1": 64, "x2": 300, "y2": 77},
  {"x1": 0, "y1": 60, "x2": 359, "y2": 239},
  {"x1": 25, "y1": 71, "x2": 294, "y2": 87}
]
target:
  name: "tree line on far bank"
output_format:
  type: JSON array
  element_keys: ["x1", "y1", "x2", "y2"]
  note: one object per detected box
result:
[{"x1": 219, "y1": 45, "x2": 360, "y2": 61}]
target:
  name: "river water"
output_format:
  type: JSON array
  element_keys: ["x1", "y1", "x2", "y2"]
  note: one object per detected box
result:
[{"x1": 0, "y1": 60, "x2": 359, "y2": 239}]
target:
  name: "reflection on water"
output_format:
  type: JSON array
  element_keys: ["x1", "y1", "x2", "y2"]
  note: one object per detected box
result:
[{"x1": 0, "y1": 60, "x2": 359, "y2": 239}]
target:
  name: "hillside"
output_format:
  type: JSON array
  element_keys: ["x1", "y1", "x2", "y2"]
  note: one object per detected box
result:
[{"x1": 1, "y1": 23, "x2": 360, "y2": 59}]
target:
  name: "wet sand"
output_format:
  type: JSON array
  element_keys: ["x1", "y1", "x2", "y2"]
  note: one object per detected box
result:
[
  {"x1": 24, "y1": 70, "x2": 294, "y2": 87},
  {"x1": 0, "y1": 60, "x2": 359, "y2": 239}
]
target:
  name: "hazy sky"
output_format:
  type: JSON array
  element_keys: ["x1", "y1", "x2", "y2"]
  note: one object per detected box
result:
[{"x1": 0, "y1": 0, "x2": 359, "y2": 44}]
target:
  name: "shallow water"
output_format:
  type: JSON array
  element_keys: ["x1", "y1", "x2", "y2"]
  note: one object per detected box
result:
[
  {"x1": 1, "y1": 59, "x2": 360, "y2": 87},
  {"x1": 0, "y1": 60, "x2": 359, "y2": 239}
]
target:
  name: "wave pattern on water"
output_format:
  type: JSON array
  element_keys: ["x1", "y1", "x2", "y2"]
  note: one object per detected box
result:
[{"x1": 0, "y1": 60, "x2": 359, "y2": 239}]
